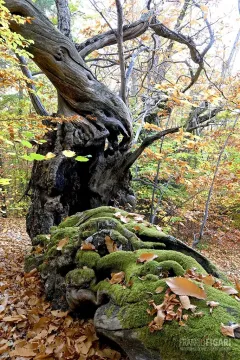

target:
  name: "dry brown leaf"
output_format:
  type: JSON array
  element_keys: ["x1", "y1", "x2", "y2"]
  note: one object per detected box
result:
[
  {"x1": 80, "y1": 242, "x2": 96, "y2": 251},
  {"x1": 220, "y1": 323, "x2": 237, "y2": 338},
  {"x1": 193, "y1": 311, "x2": 204, "y2": 317},
  {"x1": 221, "y1": 286, "x2": 238, "y2": 295},
  {"x1": 234, "y1": 278, "x2": 240, "y2": 293},
  {"x1": 134, "y1": 215, "x2": 145, "y2": 222},
  {"x1": 57, "y1": 237, "x2": 69, "y2": 251},
  {"x1": 101, "y1": 348, "x2": 121, "y2": 360},
  {"x1": 207, "y1": 301, "x2": 219, "y2": 308},
  {"x1": 133, "y1": 225, "x2": 141, "y2": 231},
  {"x1": 114, "y1": 212, "x2": 129, "y2": 223},
  {"x1": 24, "y1": 268, "x2": 38, "y2": 278},
  {"x1": 179, "y1": 295, "x2": 197, "y2": 311},
  {"x1": 207, "y1": 301, "x2": 219, "y2": 314},
  {"x1": 3, "y1": 314, "x2": 26, "y2": 322},
  {"x1": 51, "y1": 310, "x2": 69, "y2": 318},
  {"x1": 166, "y1": 277, "x2": 207, "y2": 299},
  {"x1": 9, "y1": 347, "x2": 36, "y2": 357},
  {"x1": 0, "y1": 344, "x2": 8, "y2": 355},
  {"x1": 179, "y1": 320, "x2": 186, "y2": 326},
  {"x1": 137, "y1": 253, "x2": 158, "y2": 263},
  {"x1": 153, "y1": 308, "x2": 165, "y2": 329},
  {"x1": 0, "y1": 295, "x2": 8, "y2": 313},
  {"x1": 109, "y1": 272, "x2": 125, "y2": 285},
  {"x1": 105, "y1": 236, "x2": 118, "y2": 253},
  {"x1": 155, "y1": 286, "x2": 164, "y2": 294},
  {"x1": 202, "y1": 274, "x2": 215, "y2": 286}
]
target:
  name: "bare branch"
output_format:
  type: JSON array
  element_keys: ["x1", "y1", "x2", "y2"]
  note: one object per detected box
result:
[
  {"x1": 149, "y1": 16, "x2": 203, "y2": 65},
  {"x1": 124, "y1": 127, "x2": 179, "y2": 169},
  {"x1": 16, "y1": 55, "x2": 49, "y2": 116},
  {"x1": 77, "y1": 10, "x2": 203, "y2": 66},
  {"x1": 76, "y1": 16, "x2": 150, "y2": 58},
  {"x1": 115, "y1": 0, "x2": 127, "y2": 103}
]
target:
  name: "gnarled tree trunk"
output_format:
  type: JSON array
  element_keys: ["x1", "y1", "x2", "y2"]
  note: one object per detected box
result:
[{"x1": 6, "y1": 0, "x2": 137, "y2": 238}]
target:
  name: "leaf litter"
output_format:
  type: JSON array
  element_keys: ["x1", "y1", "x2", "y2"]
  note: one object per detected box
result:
[{"x1": 0, "y1": 218, "x2": 127, "y2": 360}]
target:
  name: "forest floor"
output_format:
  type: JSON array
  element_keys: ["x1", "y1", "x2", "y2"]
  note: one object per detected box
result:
[
  {"x1": 0, "y1": 218, "x2": 126, "y2": 360},
  {"x1": 0, "y1": 216, "x2": 239, "y2": 359}
]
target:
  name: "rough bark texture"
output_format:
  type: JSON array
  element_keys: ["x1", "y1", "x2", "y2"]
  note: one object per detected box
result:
[
  {"x1": 25, "y1": 207, "x2": 240, "y2": 360},
  {"x1": 5, "y1": 0, "x2": 136, "y2": 238}
]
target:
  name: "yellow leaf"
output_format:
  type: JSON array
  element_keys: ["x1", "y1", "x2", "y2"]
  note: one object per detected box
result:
[
  {"x1": 45, "y1": 152, "x2": 56, "y2": 160},
  {"x1": 62, "y1": 150, "x2": 76, "y2": 157}
]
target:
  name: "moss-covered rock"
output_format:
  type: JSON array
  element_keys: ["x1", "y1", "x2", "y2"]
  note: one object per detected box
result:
[{"x1": 25, "y1": 206, "x2": 240, "y2": 360}]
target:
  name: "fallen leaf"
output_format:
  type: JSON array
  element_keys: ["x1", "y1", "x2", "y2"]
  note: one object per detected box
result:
[
  {"x1": 57, "y1": 237, "x2": 69, "y2": 251},
  {"x1": 3, "y1": 315, "x2": 26, "y2": 322},
  {"x1": 109, "y1": 272, "x2": 125, "y2": 285},
  {"x1": 134, "y1": 215, "x2": 145, "y2": 222},
  {"x1": 133, "y1": 225, "x2": 141, "y2": 231},
  {"x1": 114, "y1": 212, "x2": 130, "y2": 223},
  {"x1": 221, "y1": 286, "x2": 238, "y2": 295},
  {"x1": 220, "y1": 323, "x2": 238, "y2": 338},
  {"x1": 166, "y1": 277, "x2": 207, "y2": 299},
  {"x1": 105, "y1": 236, "x2": 118, "y2": 253},
  {"x1": 207, "y1": 301, "x2": 219, "y2": 308},
  {"x1": 9, "y1": 347, "x2": 36, "y2": 357},
  {"x1": 202, "y1": 274, "x2": 215, "y2": 286},
  {"x1": 0, "y1": 344, "x2": 8, "y2": 355},
  {"x1": 62, "y1": 150, "x2": 76, "y2": 157},
  {"x1": 45, "y1": 152, "x2": 56, "y2": 160},
  {"x1": 81, "y1": 242, "x2": 96, "y2": 251},
  {"x1": 154, "y1": 308, "x2": 165, "y2": 328},
  {"x1": 51, "y1": 310, "x2": 69, "y2": 318},
  {"x1": 0, "y1": 295, "x2": 8, "y2": 313},
  {"x1": 137, "y1": 253, "x2": 158, "y2": 263},
  {"x1": 234, "y1": 278, "x2": 240, "y2": 293},
  {"x1": 155, "y1": 286, "x2": 164, "y2": 294},
  {"x1": 207, "y1": 301, "x2": 219, "y2": 313},
  {"x1": 179, "y1": 295, "x2": 197, "y2": 311},
  {"x1": 24, "y1": 268, "x2": 38, "y2": 278}
]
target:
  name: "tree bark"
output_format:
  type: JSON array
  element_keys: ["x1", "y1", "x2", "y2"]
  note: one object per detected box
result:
[{"x1": 5, "y1": 0, "x2": 136, "y2": 239}]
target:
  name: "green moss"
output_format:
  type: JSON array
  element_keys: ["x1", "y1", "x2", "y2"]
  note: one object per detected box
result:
[
  {"x1": 105, "y1": 303, "x2": 116, "y2": 319},
  {"x1": 66, "y1": 268, "x2": 96, "y2": 287},
  {"x1": 24, "y1": 254, "x2": 44, "y2": 272},
  {"x1": 118, "y1": 302, "x2": 151, "y2": 328},
  {"x1": 136, "y1": 260, "x2": 185, "y2": 277},
  {"x1": 109, "y1": 230, "x2": 129, "y2": 245},
  {"x1": 58, "y1": 214, "x2": 82, "y2": 228},
  {"x1": 50, "y1": 227, "x2": 79, "y2": 244},
  {"x1": 115, "y1": 283, "x2": 240, "y2": 360},
  {"x1": 50, "y1": 226, "x2": 58, "y2": 233},
  {"x1": 126, "y1": 222, "x2": 169, "y2": 240},
  {"x1": 45, "y1": 245, "x2": 58, "y2": 259},
  {"x1": 32, "y1": 234, "x2": 50, "y2": 247},
  {"x1": 75, "y1": 250, "x2": 100, "y2": 268}
]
